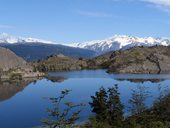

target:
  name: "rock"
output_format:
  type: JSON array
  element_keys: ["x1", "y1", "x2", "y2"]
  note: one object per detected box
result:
[
  {"x1": 0, "y1": 47, "x2": 44, "y2": 79},
  {"x1": 0, "y1": 47, "x2": 29, "y2": 71},
  {"x1": 88, "y1": 45, "x2": 170, "y2": 74},
  {"x1": 107, "y1": 46, "x2": 170, "y2": 74},
  {"x1": 35, "y1": 54, "x2": 88, "y2": 72}
]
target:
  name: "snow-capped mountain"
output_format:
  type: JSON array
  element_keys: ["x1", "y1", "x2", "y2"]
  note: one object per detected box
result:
[
  {"x1": 0, "y1": 33, "x2": 54, "y2": 44},
  {"x1": 2, "y1": 33, "x2": 170, "y2": 57},
  {"x1": 66, "y1": 35, "x2": 170, "y2": 54},
  {"x1": 0, "y1": 33, "x2": 96, "y2": 61}
]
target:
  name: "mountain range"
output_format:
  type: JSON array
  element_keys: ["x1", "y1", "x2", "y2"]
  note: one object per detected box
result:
[
  {"x1": 67, "y1": 35, "x2": 170, "y2": 54},
  {"x1": 1, "y1": 33, "x2": 170, "y2": 61},
  {"x1": 0, "y1": 33, "x2": 96, "y2": 61}
]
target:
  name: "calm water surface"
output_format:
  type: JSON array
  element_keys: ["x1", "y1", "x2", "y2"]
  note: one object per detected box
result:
[{"x1": 0, "y1": 69, "x2": 170, "y2": 128}]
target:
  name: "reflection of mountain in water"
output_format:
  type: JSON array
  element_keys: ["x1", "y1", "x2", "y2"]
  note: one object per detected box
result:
[
  {"x1": 116, "y1": 79, "x2": 166, "y2": 83},
  {"x1": 0, "y1": 78, "x2": 37, "y2": 102}
]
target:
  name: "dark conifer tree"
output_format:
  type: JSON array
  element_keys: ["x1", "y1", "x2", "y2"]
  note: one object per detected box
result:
[
  {"x1": 107, "y1": 85, "x2": 124, "y2": 128},
  {"x1": 129, "y1": 85, "x2": 150, "y2": 115},
  {"x1": 89, "y1": 85, "x2": 124, "y2": 127},
  {"x1": 89, "y1": 86, "x2": 108, "y2": 122}
]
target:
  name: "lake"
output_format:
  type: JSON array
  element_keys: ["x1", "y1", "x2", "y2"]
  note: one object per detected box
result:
[{"x1": 0, "y1": 69, "x2": 170, "y2": 128}]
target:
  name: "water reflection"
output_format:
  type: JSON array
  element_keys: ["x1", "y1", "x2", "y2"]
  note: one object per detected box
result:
[
  {"x1": 49, "y1": 70, "x2": 170, "y2": 83},
  {"x1": 46, "y1": 76, "x2": 67, "y2": 83},
  {"x1": 0, "y1": 70, "x2": 170, "y2": 128},
  {"x1": 116, "y1": 79, "x2": 166, "y2": 83},
  {"x1": 0, "y1": 78, "x2": 38, "y2": 101}
]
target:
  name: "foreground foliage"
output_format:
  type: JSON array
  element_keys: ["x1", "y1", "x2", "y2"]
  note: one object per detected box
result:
[
  {"x1": 42, "y1": 90, "x2": 85, "y2": 128},
  {"x1": 43, "y1": 85, "x2": 170, "y2": 128},
  {"x1": 83, "y1": 85, "x2": 170, "y2": 128}
]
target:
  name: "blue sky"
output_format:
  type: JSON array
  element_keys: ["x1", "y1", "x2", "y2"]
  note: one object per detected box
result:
[{"x1": 0, "y1": 0, "x2": 170, "y2": 43}]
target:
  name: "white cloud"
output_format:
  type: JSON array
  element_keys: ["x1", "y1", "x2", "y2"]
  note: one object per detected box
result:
[
  {"x1": 142, "y1": 0, "x2": 170, "y2": 6},
  {"x1": 140, "y1": 0, "x2": 170, "y2": 13},
  {"x1": 77, "y1": 10, "x2": 112, "y2": 18},
  {"x1": 0, "y1": 25, "x2": 15, "y2": 29}
]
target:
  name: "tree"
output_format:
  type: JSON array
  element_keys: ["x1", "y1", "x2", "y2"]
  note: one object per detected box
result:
[
  {"x1": 129, "y1": 85, "x2": 150, "y2": 115},
  {"x1": 89, "y1": 87, "x2": 108, "y2": 122},
  {"x1": 89, "y1": 85, "x2": 124, "y2": 127},
  {"x1": 36, "y1": 63, "x2": 46, "y2": 72},
  {"x1": 107, "y1": 85, "x2": 124, "y2": 127},
  {"x1": 42, "y1": 89, "x2": 85, "y2": 128},
  {"x1": 127, "y1": 85, "x2": 151, "y2": 127},
  {"x1": 152, "y1": 94, "x2": 170, "y2": 123}
]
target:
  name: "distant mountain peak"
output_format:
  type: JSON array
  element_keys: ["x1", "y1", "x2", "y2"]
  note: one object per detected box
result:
[
  {"x1": 0, "y1": 33, "x2": 55, "y2": 44},
  {"x1": 66, "y1": 35, "x2": 170, "y2": 54}
]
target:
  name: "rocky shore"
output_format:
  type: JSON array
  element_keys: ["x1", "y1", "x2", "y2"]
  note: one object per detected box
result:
[{"x1": 0, "y1": 69, "x2": 44, "y2": 80}]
